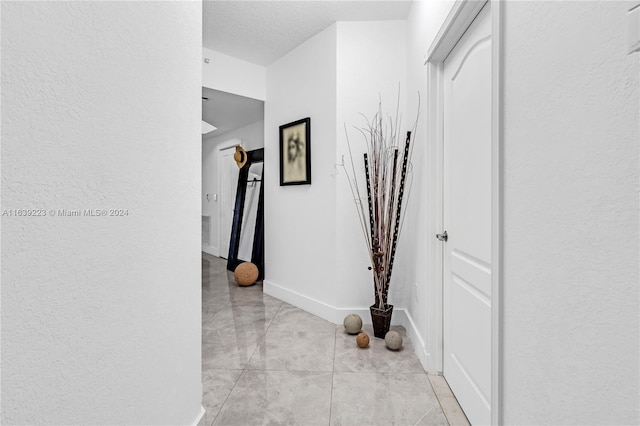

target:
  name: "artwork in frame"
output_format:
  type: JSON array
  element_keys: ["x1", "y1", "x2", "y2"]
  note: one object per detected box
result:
[{"x1": 279, "y1": 117, "x2": 311, "y2": 186}]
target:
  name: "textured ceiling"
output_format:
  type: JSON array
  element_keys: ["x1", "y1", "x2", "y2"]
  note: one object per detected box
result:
[
  {"x1": 203, "y1": 0, "x2": 413, "y2": 66},
  {"x1": 202, "y1": 1, "x2": 411, "y2": 136}
]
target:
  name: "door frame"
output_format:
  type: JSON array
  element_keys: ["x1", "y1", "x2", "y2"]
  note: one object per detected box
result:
[
  {"x1": 217, "y1": 138, "x2": 242, "y2": 258},
  {"x1": 425, "y1": 1, "x2": 503, "y2": 424}
]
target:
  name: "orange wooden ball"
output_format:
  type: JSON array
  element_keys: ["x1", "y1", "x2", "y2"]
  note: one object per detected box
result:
[
  {"x1": 356, "y1": 332, "x2": 370, "y2": 348},
  {"x1": 234, "y1": 262, "x2": 259, "y2": 286}
]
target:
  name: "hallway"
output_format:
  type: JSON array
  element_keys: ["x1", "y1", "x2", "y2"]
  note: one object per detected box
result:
[{"x1": 201, "y1": 253, "x2": 468, "y2": 425}]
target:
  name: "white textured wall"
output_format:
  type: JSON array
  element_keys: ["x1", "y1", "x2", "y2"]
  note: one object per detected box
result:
[
  {"x1": 406, "y1": 1, "x2": 639, "y2": 423},
  {"x1": 202, "y1": 120, "x2": 264, "y2": 253},
  {"x1": 1, "y1": 2, "x2": 203, "y2": 424},
  {"x1": 264, "y1": 21, "x2": 410, "y2": 323},
  {"x1": 203, "y1": 47, "x2": 266, "y2": 101},
  {"x1": 501, "y1": 1, "x2": 639, "y2": 424},
  {"x1": 335, "y1": 21, "x2": 408, "y2": 310},
  {"x1": 264, "y1": 25, "x2": 339, "y2": 314}
]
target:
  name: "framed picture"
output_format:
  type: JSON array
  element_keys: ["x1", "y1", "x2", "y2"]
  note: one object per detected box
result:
[{"x1": 279, "y1": 117, "x2": 311, "y2": 186}]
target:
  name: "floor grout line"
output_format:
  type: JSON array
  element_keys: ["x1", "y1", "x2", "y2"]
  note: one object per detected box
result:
[
  {"x1": 427, "y1": 374, "x2": 471, "y2": 426},
  {"x1": 328, "y1": 325, "x2": 339, "y2": 426},
  {"x1": 202, "y1": 253, "x2": 453, "y2": 425},
  {"x1": 206, "y1": 275, "x2": 284, "y2": 426}
]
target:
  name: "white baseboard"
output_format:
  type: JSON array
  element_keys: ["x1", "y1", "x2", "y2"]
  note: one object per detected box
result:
[
  {"x1": 401, "y1": 309, "x2": 431, "y2": 373},
  {"x1": 191, "y1": 405, "x2": 206, "y2": 426},
  {"x1": 202, "y1": 244, "x2": 219, "y2": 257},
  {"x1": 263, "y1": 279, "x2": 431, "y2": 372},
  {"x1": 264, "y1": 280, "x2": 342, "y2": 323}
]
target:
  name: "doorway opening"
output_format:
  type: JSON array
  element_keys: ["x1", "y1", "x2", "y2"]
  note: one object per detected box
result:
[{"x1": 201, "y1": 88, "x2": 264, "y2": 261}]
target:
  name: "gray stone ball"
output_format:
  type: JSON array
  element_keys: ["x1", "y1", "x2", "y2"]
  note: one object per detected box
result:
[
  {"x1": 385, "y1": 330, "x2": 403, "y2": 350},
  {"x1": 343, "y1": 314, "x2": 363, "y2": 335}
]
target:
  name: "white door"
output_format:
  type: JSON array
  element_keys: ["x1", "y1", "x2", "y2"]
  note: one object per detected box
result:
[
  {"x1": 442, "y1": 3, "x2": 492, "y2": 425},
  {"x1": 219, "y1": 143, "x2": 239, "y2": 259}
]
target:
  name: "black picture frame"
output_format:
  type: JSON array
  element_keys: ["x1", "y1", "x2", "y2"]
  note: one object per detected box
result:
[{"x1": 279, "y1": 117, "x2": 311, "y2": 186}]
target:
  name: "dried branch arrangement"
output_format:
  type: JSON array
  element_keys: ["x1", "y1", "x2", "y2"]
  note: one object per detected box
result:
[{"x1": 342, "y1": 98, "x2": 418, "y2": 311}]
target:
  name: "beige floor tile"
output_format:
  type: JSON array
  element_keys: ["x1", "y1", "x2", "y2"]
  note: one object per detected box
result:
[
  {"x1": 247, "y1": 330, "x2": 335, "y2": 371},
  {"x1": 334, "y1": 325, "x2": 424, "y2": 373},
  {"x1": 202, "y1": 254, "x2": 463, "y2": 426},
  {"x1": 428, "y1": 374, "x2": 471, "y2": 426},
  {"x1": 213, "y1": 370, "x2": 332, "y2": 425},
  {"x1": 268, "y1": 303, "x2": 336, "y2": 332},
  {"x1": 330, "y1": 372, "x2": 448, "y2": 425},
  {"x1": 202, "y1": 368, "x2": 242, "y2": 425}
]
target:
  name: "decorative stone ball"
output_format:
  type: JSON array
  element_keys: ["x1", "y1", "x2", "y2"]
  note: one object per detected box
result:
[
  {"x1": 234, "y1": 262, "x2": 259, "y2": 286},
  {"x1": 343, "y1": 314, "x2": 363, "y2": 335},
  {"x1": 356, "y1": 332, "x2": 370, "y2": 348},
  {"x1": 385, "y1": 330, "x2": 403, "y2": 350}
]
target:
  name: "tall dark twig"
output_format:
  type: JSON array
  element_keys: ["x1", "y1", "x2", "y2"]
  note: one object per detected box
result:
[
  {"x1": 340, "y1": 95, "x2": 419, "y2": 311},
  {"x1": 385, "y1": 131, "x2": 411, "y2": 291}
]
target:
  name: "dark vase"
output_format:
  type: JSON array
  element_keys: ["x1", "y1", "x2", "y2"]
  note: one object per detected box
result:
[{"x1": 369, "y1": 304, "x2": 393, "y2": 338}]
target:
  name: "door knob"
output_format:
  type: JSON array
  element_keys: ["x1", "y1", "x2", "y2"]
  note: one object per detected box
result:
[{"x1": 436, "y1": 231, "x2": 448, "y2": 242}]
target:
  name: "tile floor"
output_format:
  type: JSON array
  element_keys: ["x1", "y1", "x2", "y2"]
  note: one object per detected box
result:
[{"x1": 202, "y1": 253, "x2": 469, "y2": 426}]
